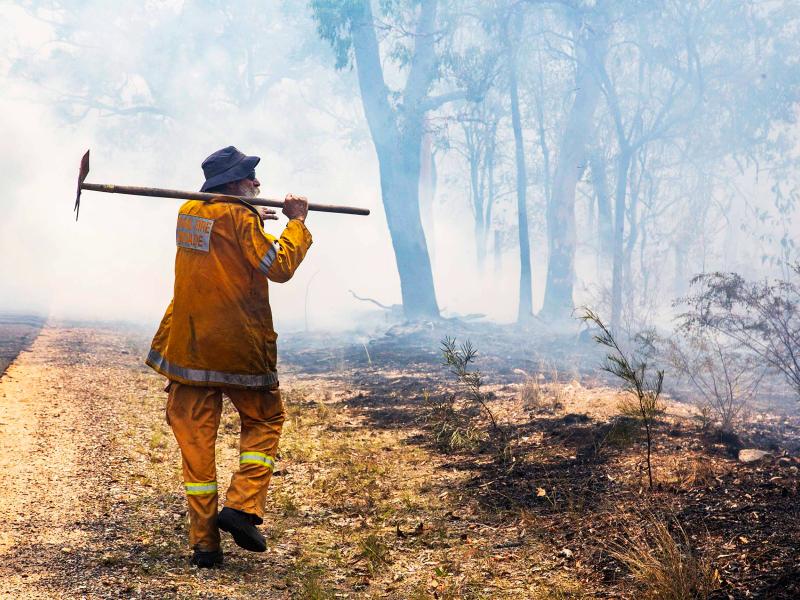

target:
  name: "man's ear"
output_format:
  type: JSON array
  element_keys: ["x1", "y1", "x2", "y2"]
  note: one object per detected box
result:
[{"x1": 222, "y1": 181, "x2": 238, "y2": 195}]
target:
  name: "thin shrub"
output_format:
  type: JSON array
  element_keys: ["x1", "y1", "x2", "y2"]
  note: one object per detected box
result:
[
  {"x1": 579, "y1": 308, "x2": 664, "y2": 488},
  {"x1": 679, "y1": 267, "x2": 800, "y2": 399},
  {"x1": 431, "y1": 337, "x2": 512, "y2": 463},
  {"x1": 666, "y1": 330, "x2": 764, "y2": 433}
]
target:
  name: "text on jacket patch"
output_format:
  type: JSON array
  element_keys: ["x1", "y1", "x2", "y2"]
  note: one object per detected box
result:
[{"x1": 176, "y1": 214, "x2": 214, "y2": 252}]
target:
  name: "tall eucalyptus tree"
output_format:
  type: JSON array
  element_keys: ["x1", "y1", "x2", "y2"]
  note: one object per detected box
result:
[
  {"x1": 310, "y1": 0, "x2": 489, "y2": 320},
  {"x1": 538, "y1": 3, "x2": 608, "y2": 322}
]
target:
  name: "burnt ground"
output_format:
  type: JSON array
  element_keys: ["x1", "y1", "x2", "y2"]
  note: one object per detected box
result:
[
  {"x1": 0, "y1": 314, "x2": 44, "y2": 375},
  {"x1": 0, "y1": 319, "x2": 798, "y2": 598}
]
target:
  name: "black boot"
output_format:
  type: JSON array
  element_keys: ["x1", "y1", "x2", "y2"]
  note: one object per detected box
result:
[
  {"x1": 217, "y1": 507, "x2": 266, "y2": 552},
  {"x1": 190, "y1": 547, "x2": 224, "y2": 568}
]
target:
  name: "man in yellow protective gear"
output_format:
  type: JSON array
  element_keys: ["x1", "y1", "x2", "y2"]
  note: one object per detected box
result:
[{"x1": 146, "y1": 146, "x2": 312, "y2": 568}]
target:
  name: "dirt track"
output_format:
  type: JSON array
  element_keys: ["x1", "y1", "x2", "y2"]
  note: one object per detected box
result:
[{"x1": 0, "y1": 326, "x2": 143, "y2": 598}]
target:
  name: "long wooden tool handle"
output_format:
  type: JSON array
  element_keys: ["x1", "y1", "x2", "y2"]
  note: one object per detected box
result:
[{"x1": 80, "y1": 183, "x2": 371, "y2": 216}]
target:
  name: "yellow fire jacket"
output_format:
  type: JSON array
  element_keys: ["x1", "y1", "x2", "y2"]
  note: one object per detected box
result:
[{"x1": 146, "y1": 199, "x2": 312, "y2": 389}]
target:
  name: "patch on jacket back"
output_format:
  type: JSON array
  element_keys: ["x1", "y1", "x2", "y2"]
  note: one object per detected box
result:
[{"x1": 176, "y1": 214, "x2": 214, "y2": 252}]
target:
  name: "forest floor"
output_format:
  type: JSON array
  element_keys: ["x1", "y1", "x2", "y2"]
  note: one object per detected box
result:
[{"x1": 0, "y1": 319, "x2": 798, "y2": 599}]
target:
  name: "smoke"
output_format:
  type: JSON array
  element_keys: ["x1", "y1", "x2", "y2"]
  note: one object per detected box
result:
[
  {"x1": 2, "y1": 2, "x2": 799, "y2": 336},
  {"x1": 0, "y1": 2, "x2": 500, "y2": 332}
]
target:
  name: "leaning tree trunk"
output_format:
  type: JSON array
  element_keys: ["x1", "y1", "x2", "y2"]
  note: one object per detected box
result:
[
  {"x1": 539, "y1": 30, "x2": 605, "y2": 322},
  {"x1": 349, "y1": 0, "x2": 441, "y2": 321},
  {"x1": 377, "y1": 133, "x2": 440, "y2": 321}
]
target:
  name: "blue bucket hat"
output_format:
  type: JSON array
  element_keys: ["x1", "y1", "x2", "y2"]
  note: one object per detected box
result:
[{"x1": 200, "y1": 146, "x2": 260, "y2": 192}]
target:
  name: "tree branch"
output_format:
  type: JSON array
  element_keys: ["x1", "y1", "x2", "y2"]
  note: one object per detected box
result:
[{"x1": 420, "y1": 90, "x2": 468, "y2": 111}]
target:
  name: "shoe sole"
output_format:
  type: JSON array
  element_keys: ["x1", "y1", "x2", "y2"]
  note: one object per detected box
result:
[
  {"x1": 191, "y1": 558, "x2": 223, "y2": 568},
  {"x1": 191, "y1": 553, "x2": 224, "y2": 568},
  {"x1": 218, "y1": 515, "x2": 266, "y2": 552}
]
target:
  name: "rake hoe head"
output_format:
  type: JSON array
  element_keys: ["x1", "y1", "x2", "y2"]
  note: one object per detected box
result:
[{"x1": 74, "y1": 149, "x2": 90, "y2": 220}]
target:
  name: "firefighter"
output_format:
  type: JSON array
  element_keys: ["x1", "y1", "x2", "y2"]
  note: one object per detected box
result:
[{"x1": 146, "y1": 146, "x2": 312, "y2": 568}]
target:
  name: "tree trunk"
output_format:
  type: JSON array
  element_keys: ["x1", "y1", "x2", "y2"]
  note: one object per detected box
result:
[
  {"x1": 349, "y1": 0, "x2": 440, "y2": 321},
  {"x1": 494, "y1": 229, "x2": 502, "y2": 276},
  {"x1": 590, "y1": 152, "x2": 613, "y2": 265},
  {"x1": 508, "y1": 27, "x2": 532, "y2": 323},
  {"x1": 539, "y1": 29, "x2": 605, "y2": 321},
  {"x1": 611, "y1": 148, "x2": 632, "y2": 332},
  {"x1": 419, "y1": 127, "x2": 437, "y2": 263},
  {"x1": 475, "y1": 218, "x2": 487, "y2": 272},
  {"x1": 378, "y1": 134, "x2": 440, "y2": 320},
  {"x1": 485, "y1": 121, "x2": 497, "y2": 231},
  {"x1": 623, "y1": 158, "x2": 640, "y2": 314},
  {"x1": 467, "y1": 135, "x2": 486, "y2": 272},
  {"x1": 482, "y1": 129, "x2": 497, "y2": 275},
  {"x1": 673, "y1": 240, "x2": 688, "y2": 298}
]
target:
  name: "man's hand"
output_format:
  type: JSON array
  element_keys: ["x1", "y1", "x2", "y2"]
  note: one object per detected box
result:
[
  {"x1": 282, "y1": 194, "x2": 309, "y2": 223},
  {"x1": 257, "y1": 207, "x2": 279, "y2": 221}
]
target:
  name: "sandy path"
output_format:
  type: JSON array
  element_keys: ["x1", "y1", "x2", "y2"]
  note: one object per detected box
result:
[
  {"x1": 0, "y1": 325, "x2": 148, "y2": 599},
  {"x1": 0, "y1": 324, "x2": 303, "y2": 600}
]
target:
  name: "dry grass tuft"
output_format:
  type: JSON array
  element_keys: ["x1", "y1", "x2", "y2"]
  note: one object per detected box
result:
[
  {"x1": 664, "y1": 456, "x2": 718, "y2": 490},
  {"x1": 530, "y1": 582, "x2": 587, "y2": 599},
  {"x1": 422, "y1": 390, "x2": 485, "y2": 452},
  {"x1": 357, "y1": 532, "x2": 390, "y2": 574},
  {"x1": 603, "y1": 417, "x2": 639, "y2": 448},
  {"x1": 515, "y1": 369, "x2": 545, "y2": 408},
  {"x1": 288, "y1": 558, "x2": 336, "y2": 600},
  {"x1": 515, "y1": 368, "x2": 568, "y2": 412},
  {"x1": 611, "y1": 518, "x2": 719, "y2": 599},
  {"x1": 405, "y1": 569, "x2": 489, "y2": 600}
]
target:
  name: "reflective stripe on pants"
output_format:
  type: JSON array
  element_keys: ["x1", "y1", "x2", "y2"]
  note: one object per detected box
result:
[
  {"x1": 185, "y1": 481, "x2": 218, "y2": 495},
  {"x1": 239, "y1": 452, "x2": 275, "y2": 469}
]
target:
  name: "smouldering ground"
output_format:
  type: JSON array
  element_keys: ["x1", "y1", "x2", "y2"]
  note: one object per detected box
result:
[{"x1": 0, "y1": 322, "x2": 798, "y2": 598}]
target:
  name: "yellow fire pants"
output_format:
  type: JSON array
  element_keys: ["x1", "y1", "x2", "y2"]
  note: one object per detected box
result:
[{"x1": 166, "y1": 382, "x2": 285, "y2": 551}]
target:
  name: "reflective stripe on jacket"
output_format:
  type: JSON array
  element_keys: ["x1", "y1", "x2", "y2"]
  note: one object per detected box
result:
[{"x1": 146, "y1": 199, "x2": 312, "y2": 389}]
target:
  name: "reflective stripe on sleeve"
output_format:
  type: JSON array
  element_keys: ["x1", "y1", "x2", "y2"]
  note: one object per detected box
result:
[
  {"x1": 184, "y1": 481, "x2": 218, "y2": 496},
  {"x1": 240, "y1": 452, "x2": 275, "y2": 470},
  {"x1": 257, "y1": 242, "x2": 281, "y2": 275}
]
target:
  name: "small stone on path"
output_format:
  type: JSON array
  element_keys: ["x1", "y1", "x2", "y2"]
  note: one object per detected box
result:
[{"x1": 738, "y1": 449, "x2": 771, "y2": 463}]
